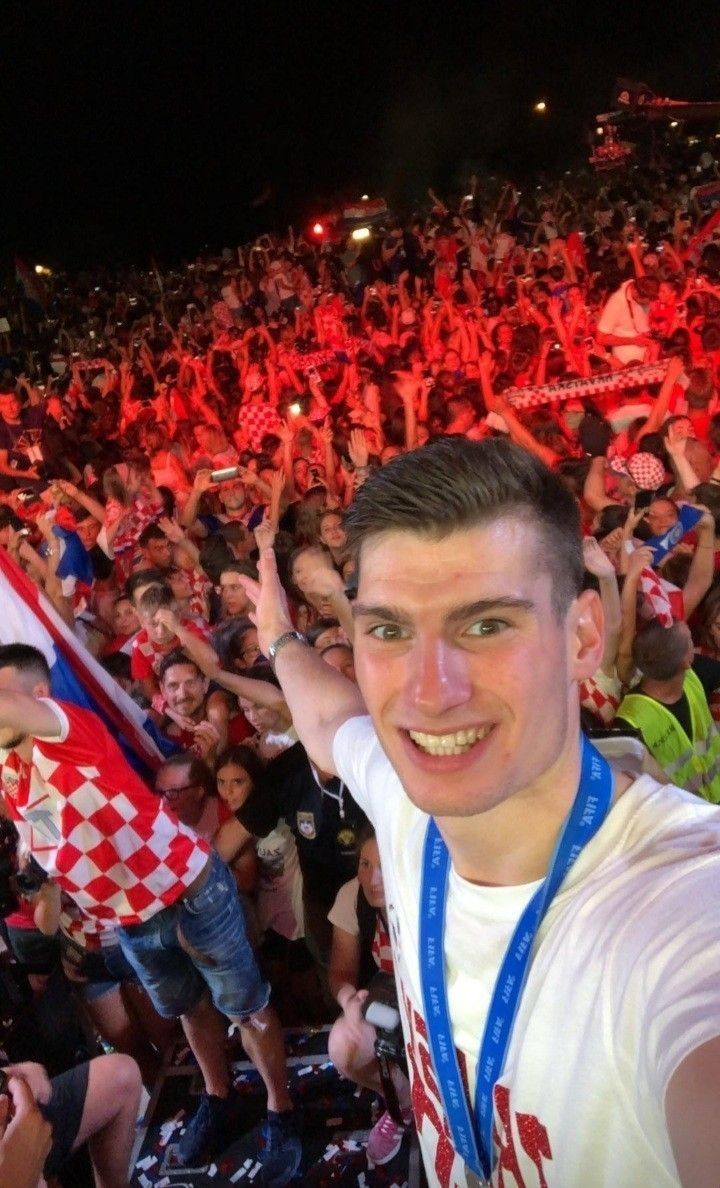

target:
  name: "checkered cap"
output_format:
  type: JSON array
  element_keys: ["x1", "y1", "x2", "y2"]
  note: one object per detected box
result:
[{"x1": 626, "y1": 452, "x2": 666, "y2": 491}]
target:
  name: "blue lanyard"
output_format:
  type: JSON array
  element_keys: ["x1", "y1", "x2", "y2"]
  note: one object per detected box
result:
[{"x1": 418, "y1": 735, "x2": 613, "y2": 1182}]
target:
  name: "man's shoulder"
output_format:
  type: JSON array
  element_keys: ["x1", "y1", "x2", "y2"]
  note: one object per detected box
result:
[
  {"x1": 333, "y1": 715, "x2": 404, "y2": 819},
  {"x1": 574, "y1": 773, "x2": 720, "y2": 909}
]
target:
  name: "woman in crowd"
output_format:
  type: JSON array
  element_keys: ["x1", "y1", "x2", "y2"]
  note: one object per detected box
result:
[{"x1": 327, "y1": 824, "x2": 412, "y2": 1167}]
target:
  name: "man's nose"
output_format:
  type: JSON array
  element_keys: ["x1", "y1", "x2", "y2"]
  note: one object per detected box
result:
[{"x1": 404, "y1": 637, "x2": 472, "y2": 718}]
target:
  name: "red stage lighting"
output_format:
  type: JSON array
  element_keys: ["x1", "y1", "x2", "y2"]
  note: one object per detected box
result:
[{"x1": 312, "y1": 222, "x2": 324, "y2": 237}]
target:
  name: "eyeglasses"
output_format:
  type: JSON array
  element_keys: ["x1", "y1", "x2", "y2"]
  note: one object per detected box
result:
[{"x1": 157, "y1": 782, "x2": 198, "y2": 800}]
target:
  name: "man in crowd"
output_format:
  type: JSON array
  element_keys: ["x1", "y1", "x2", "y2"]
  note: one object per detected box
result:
[
  {"x1": 616, "y1": 616, "x2": 720, "y2": 801},
  {"x1": 596, "y1": 274, "x2": 660, "y2": 365},
  {"x1": 0, "y1": 387, "x2": 46, "y2": 487},
  {"x1": 157, "y1": 647, "x2": 229, "y2": 762},
  {"x1": 0, "y1": 643, "x2": 300, "y2": 1178},
  {"x1": 241, "y1": 437, "x2": 720, "y2": 1186}
]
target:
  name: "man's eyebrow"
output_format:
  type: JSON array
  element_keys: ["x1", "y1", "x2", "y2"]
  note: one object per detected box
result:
[
  {"x1": 352, "y1": 597, "x2": 536, "y2": 624},
  {"x1": 352, "y1": 603, "x2": 412, "y2": 623}
]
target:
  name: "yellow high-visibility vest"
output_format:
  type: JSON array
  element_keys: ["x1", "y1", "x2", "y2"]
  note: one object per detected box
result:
[{"x1": 618, "y1": 668, "x2": 720, "y2": 803}]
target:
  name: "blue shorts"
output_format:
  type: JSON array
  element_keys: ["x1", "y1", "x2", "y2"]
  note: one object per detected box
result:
[
  {"x1": 60, "y1": 934, "x2": 139, "y2": 1002},
  {"x1": 116, "y1": 851, "x2": 269, "y2": 1021}
]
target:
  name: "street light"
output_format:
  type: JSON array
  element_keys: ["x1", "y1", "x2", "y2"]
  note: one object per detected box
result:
[{"x1": 534, "y1": 100, "x2": 547, "y2": 114}]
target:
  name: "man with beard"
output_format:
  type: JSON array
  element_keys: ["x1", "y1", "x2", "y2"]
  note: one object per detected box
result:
[{"x1": 157, "y1": 649, "x2": 229, "y2": 765}]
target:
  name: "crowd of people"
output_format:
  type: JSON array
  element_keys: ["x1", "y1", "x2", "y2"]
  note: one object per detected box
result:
[{"x1": 3, "y1": 136, "x2": 720, "y2": 1185}]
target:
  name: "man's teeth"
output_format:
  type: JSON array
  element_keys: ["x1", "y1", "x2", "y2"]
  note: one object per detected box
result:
[{"x1": 408, "y1": 726, "x2": 491, "y2": 756}]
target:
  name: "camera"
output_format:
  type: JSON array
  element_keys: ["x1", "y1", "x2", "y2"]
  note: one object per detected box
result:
[{"x1": 363, "y1": 971, "x2": 404, "y2": 1060}]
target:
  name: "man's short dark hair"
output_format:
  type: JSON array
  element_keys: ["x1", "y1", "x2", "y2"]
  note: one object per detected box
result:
[
  {"x1": 125, "y1": 568, "x2": 167, "y2": 598},
  {"x1": 138, "y1": 523, "x2": 165, "y2": 548},
  {"x1": 101, "y1": 651, "x2": 132, "y2": 683},
  {"x1": 157, "y1": 648, "x2": 202, "y2": 684},
  {"x1": 306, "y1": 617, "x2": 341, "y2": 646},
  {"x1": 157, "y1": 751, "x2": 215, "y2": 799},
  {"x1": 199, "y1": 535, "x2": 236, "y2": 584},
  {"x1": 0, "y1": 643, "x2": 51, "y2": 683},
  {"x1": 632, "y1": 620, "x2": 689, "y2": 681},
  {"x1": 219, "y1": 560, "x2": 257, "y2": 581},
  {"x1": 137, "y1": 583, "x2": 174, "y2": 616},
  {"x1": 345, "y1": 437, "x2": 584, "y2": 618}
]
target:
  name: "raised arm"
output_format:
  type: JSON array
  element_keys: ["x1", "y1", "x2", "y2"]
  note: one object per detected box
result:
[
  {"x1": 239, "y1": 548, "x2": 366, "y2": 774},
  {"x1": 583, "y1": 456, "x2": 619, "y2": 514},
  {"x1": 0, "y1": 692, "x2": 61, "y2": 741},
  {"x1": 681, "y1": 508, "x2": 716, "y2": 619},
  {"x1": 642, "y1": 356, "x2": 683, "y2": 437},
  {"x1": 582, "y1": 537, "x2": 621, "y2": 675}
]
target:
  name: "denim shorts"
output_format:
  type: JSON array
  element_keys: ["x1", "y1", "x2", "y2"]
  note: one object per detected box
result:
[
  {"x1": 61, "y1": 935, "x2": 140, "y2": 1003},
  {"x1": 116, "y1": 851, "x2": 269, "y2": 1021}
]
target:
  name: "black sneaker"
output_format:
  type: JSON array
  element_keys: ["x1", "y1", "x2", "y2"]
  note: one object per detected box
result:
[
  {"x1": 256, "y1": 1110, "x2": 302, "y2": 1186},
  {"x1": 174, "y1": 1092, "x2": 234, "y2": 1167}
]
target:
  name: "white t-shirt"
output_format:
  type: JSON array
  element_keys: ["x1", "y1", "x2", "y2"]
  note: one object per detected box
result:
[
  {"x1": 596, "y1": 281, "x2": 649, "y2": 364},
  {"x1": 333, "y1": 715, "x2": 720, "y2": 1188}
]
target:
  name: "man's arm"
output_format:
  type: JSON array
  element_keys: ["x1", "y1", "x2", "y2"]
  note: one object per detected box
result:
[
  {"x1": 666, "y1": 1036, "x2": 720, "y2": 1187},
  {"x1": 681, "y1": 508, "x2": 716, "y2": 619},
  {"x1": 239, "y1": 548, "x2": 366, "y2": 774},
  {"x1": 583, "y1": 455, "x2": 619, "y2": 513},
  {"x1": 0, "y1": 693, "x2": 61, "y2": 739}
]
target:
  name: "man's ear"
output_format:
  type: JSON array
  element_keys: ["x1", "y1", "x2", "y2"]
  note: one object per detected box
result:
[
  {"x1": 568, "y1": 588, "x2": 605, "y2": 681},
  {"x1": 32, "y1": 680, "x2": 51, "y2": 700}
]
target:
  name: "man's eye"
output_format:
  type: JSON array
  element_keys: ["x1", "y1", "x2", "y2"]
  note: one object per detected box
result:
[
  {"x1": 367, "y1": 623, "x2": 409, "y2": 642},
  {"x1": 465, "y1": 619, "x2": 508, "y2": 638}
]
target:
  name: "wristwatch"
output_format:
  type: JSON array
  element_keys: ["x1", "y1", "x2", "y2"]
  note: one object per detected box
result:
[{"x1": 267, "y1": 629, "x2": 306, "y2": 670}]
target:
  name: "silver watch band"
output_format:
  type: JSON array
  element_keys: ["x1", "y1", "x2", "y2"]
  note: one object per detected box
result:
[{"x1": 267, "y1": 629, "x2": 306, "y2": 669}]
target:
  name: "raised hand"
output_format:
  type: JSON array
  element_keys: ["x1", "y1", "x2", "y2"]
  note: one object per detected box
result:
[
  {"x1": 582, "y1": 535, "x2": 617, "y2": 579},
  {"x1": 626, "y1": 544, "x2": 655, "y2": 580},
  {"x1": 237, "y1": 547, "x2": 294, "y2": 656},
  {"x1": 192, "y1": 468, "x2": 214, "y2": 493},
  {"x1": 191, "y1": 720, "x2": 221, "y2": 760},
  {"x1": 348, "y1": 428, "x2": 369, "y2": 470},
  {"x1": 154, "y1": 607, "x2": 180, "y2": 639},
  {"x1": 158, "y1": 515, "x2": 185, "y2": 544},
  {"x1": 254, "y1": 516, "x2": 277, "y2": 554}
]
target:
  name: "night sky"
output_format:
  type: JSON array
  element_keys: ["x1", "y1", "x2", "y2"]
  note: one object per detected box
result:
[{"x1": 5, "y1": 0, "x2": 720, "y2": 267}]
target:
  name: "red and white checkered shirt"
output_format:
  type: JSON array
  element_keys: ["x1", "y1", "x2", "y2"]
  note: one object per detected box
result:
[
  {"x1": 579, "y1": 669, "x2": 623, "y2": 726},
  {"x1": 0, "y1": 699, "x2": 209, "y2": 927},
  {"x1": 238, "y1": 401, "x2": 282, "y2": 452},
  {"x1": 130, "y1": 617, "x2": 211, "y2": 681}
]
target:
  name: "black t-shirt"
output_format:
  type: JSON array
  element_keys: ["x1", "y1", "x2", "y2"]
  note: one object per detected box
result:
[
  {"x1": 0, "y1": 406, "x2": 46, "y2": 471},
  {"x1": 236, "y1": 741, "x2": 368, "y2": 907},
  {"x1": 87, "y1": 543, "x2": 114, "y2": 581}
]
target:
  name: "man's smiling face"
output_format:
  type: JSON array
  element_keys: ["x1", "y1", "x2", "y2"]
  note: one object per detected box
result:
[{"x1": 352, "y1": 516, "x2": 602, "y2": 822}]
